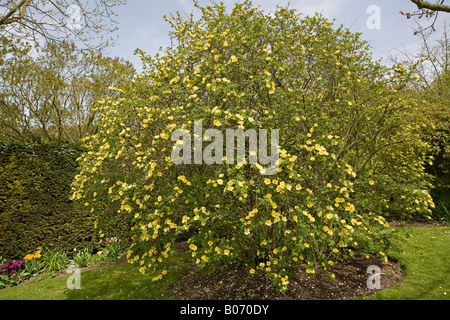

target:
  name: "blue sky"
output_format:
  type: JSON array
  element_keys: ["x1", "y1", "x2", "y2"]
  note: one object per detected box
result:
[{"x1": 107, "y1": 0, "x2": 449, "y2": 68}]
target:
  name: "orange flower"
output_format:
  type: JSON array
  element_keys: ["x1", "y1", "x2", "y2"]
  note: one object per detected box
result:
[{"x1": 24, "y1": 254, "x2": 33, "y2": 261}]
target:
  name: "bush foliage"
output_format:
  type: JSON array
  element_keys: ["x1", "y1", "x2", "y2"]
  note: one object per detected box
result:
[
  {"x1": 0, "y1": 143, "x2": 96, "y2": 260},
  {"x1": 72, "y1": 1, "x2": 435, "y2": 291}
]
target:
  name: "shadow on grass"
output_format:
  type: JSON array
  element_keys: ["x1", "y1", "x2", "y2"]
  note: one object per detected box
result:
[{"x1": 64, "y1": 252, "x2": 192, "y2": 300}]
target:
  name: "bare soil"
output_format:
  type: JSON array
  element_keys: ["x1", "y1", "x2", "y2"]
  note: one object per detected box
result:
[{"x1": 172, "y1": 243, "x2": 404, "y2": 300}]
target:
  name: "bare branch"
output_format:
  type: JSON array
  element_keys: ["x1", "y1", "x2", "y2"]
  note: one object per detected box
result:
[
  {"x1": 0, "y1": 0, "x2": 32, "y2": 26},
  {"x1": 411, "y1": 0, "x2": 450, "y2": 13},
  {"x1": 0, "y1": 0, "x2": 127, "y2": 50}
]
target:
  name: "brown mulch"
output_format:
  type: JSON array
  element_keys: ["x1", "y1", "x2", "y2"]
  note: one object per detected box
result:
[{"x1": 172, "y1": 244, "x2": 404, "y2": 300}]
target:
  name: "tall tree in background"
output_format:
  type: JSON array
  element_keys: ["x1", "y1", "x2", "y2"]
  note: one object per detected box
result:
[
  {"x1": 402, "y1": 1, "x2": 450, "y2": 34},
  {"x1": 392, "y1": 24, "x2": 450, "y2": 219},
  {"x1": 0, "y1": 41, "x2": 135, "y2": 143},
  {"x1": 0, "y1": 0, "x2": 127, "y2": 50},
  {"x1": 410, "y1": 0, "x2": 450, "y2": 13}
]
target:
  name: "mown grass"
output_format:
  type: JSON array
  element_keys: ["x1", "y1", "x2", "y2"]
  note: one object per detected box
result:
[
  {"x1": 0, "y1": 250, "x2": 192, "y2": 300},
  {"x1": 0, "y1": 226, "x2": 448, "y2": 300},
  {"x1": 361, "y1": 226, "x2": 450, "y2": 300}
]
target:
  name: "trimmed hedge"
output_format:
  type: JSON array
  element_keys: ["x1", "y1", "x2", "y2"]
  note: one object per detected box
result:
[{"x1": 0, "y1": 143, "x2": 97, "y2": 260}]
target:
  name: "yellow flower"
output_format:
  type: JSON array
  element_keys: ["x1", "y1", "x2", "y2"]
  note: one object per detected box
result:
[
  {"x1": 231, "y1": 55, "x2": 238, "y2": 62},
  {"x1": 189, "y1": 243, "x2": 198, "y2": 251},
  {"x1": 265, "y1": 220, "x2": 272, "y2": 226},
  {"x1": 304, "y1": 243, "x2": 310, "y2": 248},
  {"x1": 224, "y1": 249, "x2": 230, "y2": 255},
  {"x1": 369, "y1": 180, "x2": 375, "y2": 185},
  {"x1": 201, "y1": 255, "x2": 209, "y2": 262}
]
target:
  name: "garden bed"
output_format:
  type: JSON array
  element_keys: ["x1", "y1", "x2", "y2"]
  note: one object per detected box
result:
[{"x1": 172, "y1": 245, "x2": 404, "y2": 300}]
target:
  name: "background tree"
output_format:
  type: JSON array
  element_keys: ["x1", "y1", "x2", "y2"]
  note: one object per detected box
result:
[
  {"x1": 410, "y1": 0, "x2": 450, "y2": 13},
  {"x1": 402, "y1": 0, "x2": 450, "y2": 34},
  {"x1": 392, "y1": 24, "x2": 450, "y2": 220},
  {"x1": 0, "y1": 41, "x2": 135, "y2": 143},
  {"x1": 0, "y1": 0, "x2": 127, "y2": 50}
]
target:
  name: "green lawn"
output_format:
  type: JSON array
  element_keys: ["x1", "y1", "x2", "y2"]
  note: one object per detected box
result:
[
  {"x1": 0, "y1": 226, "x2": 448, "y2": 300},
  {"x1": 0, "y1": 251, "x2": 192, "y2": 300},
  {"x1": 361, "y1": 226, "x2": 450, "y2": 300}
]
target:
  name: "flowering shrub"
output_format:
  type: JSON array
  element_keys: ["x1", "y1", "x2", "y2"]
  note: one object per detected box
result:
[{"x1": 72, "y1": 1, "x2": 434, "y2": 292}]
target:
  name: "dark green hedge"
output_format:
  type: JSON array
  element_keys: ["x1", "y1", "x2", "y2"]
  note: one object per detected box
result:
[{"x1": 0, "y1": 143, "x2": 97, "y2": 260}]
